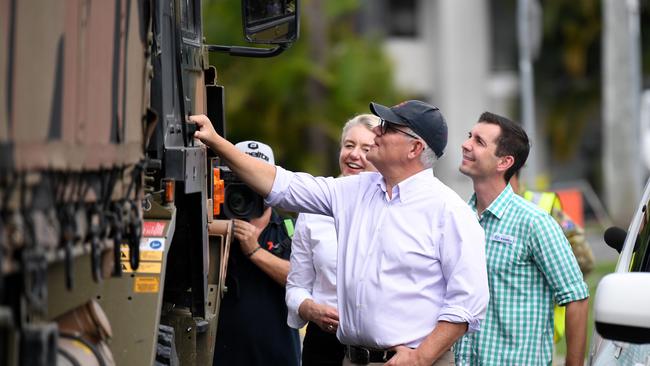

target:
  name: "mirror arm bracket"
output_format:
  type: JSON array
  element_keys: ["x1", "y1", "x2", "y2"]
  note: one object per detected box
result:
[{"x1": 206, "y1": 44, "x2": 288, "y2": 58}]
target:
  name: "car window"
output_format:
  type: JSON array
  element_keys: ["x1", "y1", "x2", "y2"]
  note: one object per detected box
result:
[{"x1": 629, "y1": 201, "x2": 650, "y2": 272}]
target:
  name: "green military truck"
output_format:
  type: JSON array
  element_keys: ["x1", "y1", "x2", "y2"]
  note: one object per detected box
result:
[{"x1": 0, "y1": 0, "x2": 298, "y2": 365}]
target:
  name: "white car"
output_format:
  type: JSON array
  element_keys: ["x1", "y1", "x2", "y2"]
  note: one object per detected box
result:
[{"x1": 588, "y1": 179, "x2": 650, "y2": 365}]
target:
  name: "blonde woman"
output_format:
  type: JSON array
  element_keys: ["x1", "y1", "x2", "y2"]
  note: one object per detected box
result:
[{"x1": 285, "y1": 114, "x2": 379, "y2": 366}]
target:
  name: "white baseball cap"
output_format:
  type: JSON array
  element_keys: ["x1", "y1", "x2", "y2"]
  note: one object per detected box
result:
[{"x1": 235, "y1": 140, "x2": 275, "y2": 165}]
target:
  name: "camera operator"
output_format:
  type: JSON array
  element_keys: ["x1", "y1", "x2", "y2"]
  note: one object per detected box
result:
[{"x1": 213, "y1": 141, "x2": 300, "y2": 366}]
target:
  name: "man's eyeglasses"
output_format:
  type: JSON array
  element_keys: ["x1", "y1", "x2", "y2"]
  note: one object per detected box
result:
[{"x1": 379, "y1": 119, "x2": 421, "y2": 140}]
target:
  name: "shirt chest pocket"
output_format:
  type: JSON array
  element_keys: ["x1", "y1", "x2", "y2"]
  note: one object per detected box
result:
[{"x1": 486, "y1": 234, "x2": 526, "y2": 272}]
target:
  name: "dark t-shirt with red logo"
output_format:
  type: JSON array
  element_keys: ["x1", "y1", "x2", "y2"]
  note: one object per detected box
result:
[{"x1": 213, "y1": 210, "x2": 299, "y2": 366}]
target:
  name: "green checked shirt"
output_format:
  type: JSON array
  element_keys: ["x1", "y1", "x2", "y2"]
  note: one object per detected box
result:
[{"x1": 454, "y1": 185, "x2": 589, "y2": 366}]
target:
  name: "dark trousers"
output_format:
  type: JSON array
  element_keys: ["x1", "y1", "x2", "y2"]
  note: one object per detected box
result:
[{"x1": 302, "y1": 321, "x2": 345, "y2": 366}]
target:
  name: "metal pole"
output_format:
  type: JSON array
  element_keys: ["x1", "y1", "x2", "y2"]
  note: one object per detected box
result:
[
  {"x1": 603, "y1": 0, "x2": 642, "y2": 226},
  {"x1": 517, "y1": 0, "x2": 538, "y2": 188},
  {"x1": 627, "y1": 0, "x2": 644, "y2": 186}
]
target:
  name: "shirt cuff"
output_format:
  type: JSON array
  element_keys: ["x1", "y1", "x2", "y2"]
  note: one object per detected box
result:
[
  {"x1": 286, "y1": 289, "x2": 312, "y2": 329},
  {"x1": 555, "y1": 280, "x2": 590, "y2": 305},
  {"x1": 437, "y1": 305, "x2": 482, "y2": 333}
]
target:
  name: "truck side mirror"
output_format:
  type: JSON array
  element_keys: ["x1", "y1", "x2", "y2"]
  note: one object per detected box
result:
[{"x1": 242, "y1": 0, "x2": 299, "y2": 44}]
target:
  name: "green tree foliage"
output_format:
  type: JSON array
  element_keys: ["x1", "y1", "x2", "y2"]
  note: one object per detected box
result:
[
  {"x1": 535, "y1": 1, "x2": 650, "y2": 191},
  {"x1": 203, "y1": 0, "x2": 402, "y2": 175},
  {"x1": 536, "y1": 0, "x2": 602, "y2": 161}
]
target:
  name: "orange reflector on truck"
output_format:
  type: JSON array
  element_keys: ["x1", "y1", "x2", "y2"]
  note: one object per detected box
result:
[
  {"x1": 163, "y1": 179, "x2": 175, "y2": 204},
  {"x1": 213, "y1": 168, "x2": 225, "y2": 216}
]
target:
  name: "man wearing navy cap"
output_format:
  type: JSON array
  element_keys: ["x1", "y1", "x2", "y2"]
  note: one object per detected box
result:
[
  {"x1": 192, "y1": 101, "x2": 489, "y2": 366},
  {"x1": 368, "y1": 100, "x2": 447, "y2": 159}
]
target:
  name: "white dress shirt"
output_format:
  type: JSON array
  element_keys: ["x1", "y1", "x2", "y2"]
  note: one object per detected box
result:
[
  {"x1": 267, "y1": 167, "x2": 489, "y2": 349},
  {"x1": 286, "y1": 213, "x2": 338, "y2": 329}
]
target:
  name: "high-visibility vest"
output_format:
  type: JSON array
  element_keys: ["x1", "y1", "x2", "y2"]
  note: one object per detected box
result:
[
  {"x1": 522, "y1": 190, "x2": 562, "y2": 214},
  {"x1": 522, "y1": 190, "x2": 566, "y2": 343}
]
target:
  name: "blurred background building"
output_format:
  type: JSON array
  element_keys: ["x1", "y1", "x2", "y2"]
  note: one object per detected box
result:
[
  {"x1": 360, "y1": 0, "x2": 650, "y2": 227},
  {"x1": 206, "y1": 0, "x2": 650, "y2": 227}
]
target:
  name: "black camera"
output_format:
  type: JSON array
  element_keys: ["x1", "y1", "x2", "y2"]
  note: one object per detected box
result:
[{"x1": 218, "y1": 167, "x2": 265, "y2": 220}]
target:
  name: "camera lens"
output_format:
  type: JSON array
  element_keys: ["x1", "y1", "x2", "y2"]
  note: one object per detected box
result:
[
  {"x1": 218, "y1": 168, "x2": 265, "y2": 220},
  {"x1": 227, "y1": 189, "x2": 253, "y2": 216},
  {"x1": 225, "y1": 184, "x2": 262, "y2": 219}
]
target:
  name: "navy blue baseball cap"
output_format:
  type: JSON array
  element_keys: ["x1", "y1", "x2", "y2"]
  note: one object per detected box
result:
[{"x1": 369, "y1": 100, "x2": 448, "y2": 158}]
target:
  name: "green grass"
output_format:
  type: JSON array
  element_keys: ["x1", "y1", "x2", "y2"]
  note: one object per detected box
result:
[{"x1": 555, "y1": 260, "x2": 618, "y2": 358}]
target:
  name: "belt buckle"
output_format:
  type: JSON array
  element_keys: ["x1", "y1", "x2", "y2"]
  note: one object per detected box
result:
[{"x1": 348, "y1": 346, "x2": 370, "y2": 364}]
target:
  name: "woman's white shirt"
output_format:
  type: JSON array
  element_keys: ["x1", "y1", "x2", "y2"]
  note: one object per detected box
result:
[{"x1": 285, "y1": 213, "x2": 338, "y2": 329}]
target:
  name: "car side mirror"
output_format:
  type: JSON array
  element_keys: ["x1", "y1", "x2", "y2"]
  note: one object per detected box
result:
[
  {"x1": 594, "y1": 272, "x2": 650, "y2": 344},
  {"x1": 604, "y1": 226, "x2": 626, "y2": 253}
]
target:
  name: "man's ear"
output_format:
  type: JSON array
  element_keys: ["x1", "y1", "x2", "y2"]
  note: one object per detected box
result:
[
  {"x1": 408, "y1": 140, "x2": 426, "y2": 159},
  {"x1": 497, "y1": 155, "x2": 515, "y2": 174}
]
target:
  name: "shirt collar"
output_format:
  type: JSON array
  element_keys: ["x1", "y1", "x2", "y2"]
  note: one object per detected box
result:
[
  {"x1": 469, "y1": 184, "x2": 514, "y2": 220},
  {"x1": 377, "y1": 169, "x2": 434, "y2": 203}
]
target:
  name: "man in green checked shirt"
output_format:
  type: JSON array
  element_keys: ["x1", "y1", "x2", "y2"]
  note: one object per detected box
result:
[{"x1": 455, "y1": 112, "x2": 589, "y2": 366}]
